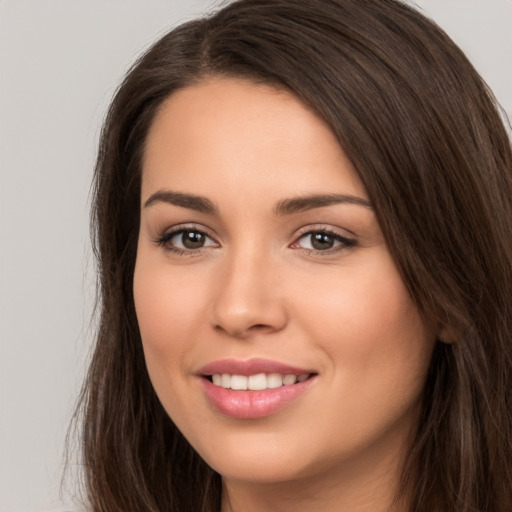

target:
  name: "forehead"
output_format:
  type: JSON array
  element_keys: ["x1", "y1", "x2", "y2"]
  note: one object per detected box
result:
[{"x1": 141, "y1": 77, "x2": 367, "y2": 204}]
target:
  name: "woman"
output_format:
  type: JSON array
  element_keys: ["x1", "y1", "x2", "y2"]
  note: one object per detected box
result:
[{"x1": 76, "y1": 0, "x2": 512, "y2": 510}]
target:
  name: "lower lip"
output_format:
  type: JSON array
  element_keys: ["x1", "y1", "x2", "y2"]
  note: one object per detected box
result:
[{"x1": 201, "y1": 377, "x2": 316, "y2": 419}]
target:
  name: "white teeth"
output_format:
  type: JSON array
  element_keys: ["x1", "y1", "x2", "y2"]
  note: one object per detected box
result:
[
  {"x1": 221, "y1": 373, "x2": 231, "y2": 388},
  {"x1": 282, "y1": 374, "x2": 297, "y2": 385},
  {"x1": 267, "y1": 373, "x2": 283, "y2": 388},
  {"x1": 211, "y1": 373, "x2": 310, "y2": 390},
  {"x1": 248, "y1": 373, "x2": 267, "y2": 390},
  {"x1": 230, "y1": 375, "x2": 248, "y2": 390}
]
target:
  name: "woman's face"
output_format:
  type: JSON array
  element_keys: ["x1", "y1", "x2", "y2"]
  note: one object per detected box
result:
[{"x1": 134, "y1": 77, "x2": 436, "y2": 486}]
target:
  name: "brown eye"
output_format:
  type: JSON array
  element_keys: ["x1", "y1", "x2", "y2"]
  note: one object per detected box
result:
[
  {"x1": 180, "y1": 230, "x2": 206, "y2": 249},
  {"x1": 159, "y1": 228, "x2": 217, "y2": 252},
  {"x1": 294, "y1": 230, "x2": 356, "y2": 252},
  {"x1": 310, "y1": 232, "x2": 335, "y2": 250}
]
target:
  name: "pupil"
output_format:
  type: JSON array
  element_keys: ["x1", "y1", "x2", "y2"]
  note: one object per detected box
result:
[
  {"x1": 182, "y1": 231, "x2": 205, "y2": 249},
  {"x1": 312, "y1": 232, "x2": 334, "y2": 250}
]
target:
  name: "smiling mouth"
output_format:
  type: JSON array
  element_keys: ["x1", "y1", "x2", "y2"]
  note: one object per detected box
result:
[
  {"x1": 200, "y1": 364, "x2": 318, "y2": 418},
  {"x1": 205, "y1": 372, "x2": 316, "y2": 391}
]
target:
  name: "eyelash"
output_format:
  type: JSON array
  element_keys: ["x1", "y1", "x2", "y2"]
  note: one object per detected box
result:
[
  {"x1": 292, "y1": 228, "x2": 357, "y2": 255},
  {"x1": 154, "y1": 225, "x2": 357, "y2": 256},
  {"x1": 154, "y1": 224, "x2": 216, "y2": 256}
]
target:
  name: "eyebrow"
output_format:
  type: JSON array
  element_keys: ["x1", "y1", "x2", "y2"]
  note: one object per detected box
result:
[
  {"x1": 143, "y1": 190, "x2": 372, "y2": 215},
  {"x1": 273, "y1": 194, "x2": 372, "y2": 215},
  {"x1": 144, "y1": 190, "x2": 218, "y2": 214}
]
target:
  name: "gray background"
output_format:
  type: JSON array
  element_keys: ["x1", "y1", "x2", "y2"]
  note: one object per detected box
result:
[{"x1": 0, "y1": 1, "x2": 510, "y2": 511}]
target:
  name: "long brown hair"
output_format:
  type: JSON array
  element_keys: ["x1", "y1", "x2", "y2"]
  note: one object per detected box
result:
[{"x1": 74, "y1": 0, "x2": 512, "y2": 510}]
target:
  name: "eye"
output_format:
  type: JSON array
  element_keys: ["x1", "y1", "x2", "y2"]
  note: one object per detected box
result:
[
  {"x1": 293, "y1": 229, "x2": 356, "y2": 252},
  {"x1": 156, "y1": 227, "x2": 218, "y2": 252}
]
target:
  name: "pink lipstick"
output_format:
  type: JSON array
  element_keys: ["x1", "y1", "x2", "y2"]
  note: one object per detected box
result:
[{"x1": 198, "y1": 358, "x2": 317, "y2": 419}]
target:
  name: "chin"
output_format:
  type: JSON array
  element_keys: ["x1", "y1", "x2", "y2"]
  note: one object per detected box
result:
[
  {"x1": 208, "y1": 453, "x2": 313, "y2": 484},
  {"x1": 204, "y1": 443, "x2": 361, "y2": 490},
  {"x1": 189, "y1": 425, "x2": 331, "y2": 485}
]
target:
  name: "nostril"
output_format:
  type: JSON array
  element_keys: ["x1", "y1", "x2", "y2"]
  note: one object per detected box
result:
[
  {"x1": 244, "y1": 323, "x2": 278, "y2": 336},
  {"x1": 214, "y1": 322, "x2": 276, "y2": 338}
]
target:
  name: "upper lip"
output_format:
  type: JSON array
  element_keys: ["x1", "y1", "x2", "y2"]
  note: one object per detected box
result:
[{"x1": 198, "y1": 358, "x2": 316, "y2": 377}]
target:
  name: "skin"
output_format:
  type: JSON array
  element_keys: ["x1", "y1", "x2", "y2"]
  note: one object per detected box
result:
[{"x1": 134, "y1": 77, "x2": 437, "y2": 512}]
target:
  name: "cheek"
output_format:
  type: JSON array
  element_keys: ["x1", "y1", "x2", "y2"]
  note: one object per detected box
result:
[
  {"x1": 133, "y1": 256, "x2": 205, "y2": 354},
  {"x1": 132, "y1": 253, "x2": 212, "y2": 415},
  {"x1": 133, "y1": 255, "x2": 215, "y2": 437},
  {"x1": 290, "y1": 258, "x2": 434, "y2": 457},
  {"x1": 300, "y1": 257, "x2": 420, "y2": 338},
  {"x1": 297, "y1": 251, "x2": 433, "y2": 400}
]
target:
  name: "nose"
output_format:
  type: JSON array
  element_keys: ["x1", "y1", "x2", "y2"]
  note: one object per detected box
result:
[{"x1": 210, "y1": 248, "x2": 288, "y2": 339}]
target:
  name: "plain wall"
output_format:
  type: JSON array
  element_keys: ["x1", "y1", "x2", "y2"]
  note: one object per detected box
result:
[{"x1": 0, "y1": 1, "x2": 510, "y2": 511}]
